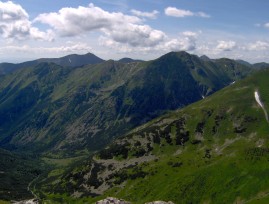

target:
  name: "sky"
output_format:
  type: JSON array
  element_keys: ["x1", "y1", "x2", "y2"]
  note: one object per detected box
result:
[{"x1": 0, "y1": 0, "x2": 269, "y2": 63}]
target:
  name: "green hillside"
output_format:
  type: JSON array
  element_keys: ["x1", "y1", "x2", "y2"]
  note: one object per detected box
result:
[
  {"x1": 44, "y1": 69, "x2": 269, "y2": 204},
  {"x1": 0, "y1": 51, "x2": 251, "y2": 158}
]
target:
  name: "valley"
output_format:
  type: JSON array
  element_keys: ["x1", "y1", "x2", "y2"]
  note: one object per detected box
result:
[
  {"x1": 0, "y1": 0, "x2": 268, "y2": 203},
  {"x1": 0, "y1": 51, "x2": 268, "y2": 203}
]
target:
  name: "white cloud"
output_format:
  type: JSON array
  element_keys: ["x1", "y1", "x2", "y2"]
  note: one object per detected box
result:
[
  {"x1": 164, "y1": 7, "x2": 210, "y2": 18},
  {"x1": 165, "y1": 7, "x2": 193, "y2": 17},
  {"x1": 130, "y1": 9, "x2": 159, "y2": 19},
  {"x1": 35, "y1": 3, "x2": 167, "y2": 48},
  {"x1": 247, "y1": 41, "x2": 269, "y2": 51},
  {"x1": 29, "y1": 27, "x2": 54, "y2": 41},
  {"x1": 102, "y1": 24, "x2": 166, "y2": 47},
  {"x1": 34, "y1": 3, "x2": 141, "y2": 37},
  {"x1": 163, "y1": 31, "x2": 198, "y2": 51},
  {"x1": 0, "y1": 1, "x2": 53, "y2": 41},
  {"x1": 100, "y1": 30, "x2": 198, "y2": 54},
  {"x1": 216, "y1": 40, "x2": 237, "y2": 51}
]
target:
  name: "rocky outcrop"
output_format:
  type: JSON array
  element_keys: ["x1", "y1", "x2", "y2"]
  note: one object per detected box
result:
[{"x1": 12, "y1": 199, "x2": 39, "y2": 204}]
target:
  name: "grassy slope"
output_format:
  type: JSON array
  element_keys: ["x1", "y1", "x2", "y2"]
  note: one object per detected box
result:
[{"x1": 45, "y1": 69, "x2": 269, "y2": 203}]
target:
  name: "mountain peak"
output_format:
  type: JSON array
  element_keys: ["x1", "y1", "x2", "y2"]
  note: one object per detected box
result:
[{"x1": 200, "y1": 55, "x2": 211, "y2": 61}]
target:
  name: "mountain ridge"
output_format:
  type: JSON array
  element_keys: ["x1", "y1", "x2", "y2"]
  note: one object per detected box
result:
[
  {"x1": 0, "y1": 51, "x2": 253, "y2": 156},
  {"x1": 0, "y1": 52, "x2": 104, "y2": 75}
]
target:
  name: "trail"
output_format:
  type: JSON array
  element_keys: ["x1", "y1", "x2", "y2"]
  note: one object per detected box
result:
[
  {"x1": 12, "y1": 176, "x2": 40, "y2": 204},
  {"x1": 254, "y1": 91, "x2": 269, "y2": 122},
  {"x1": 27, "y1": 175, "x2": 39, "y2": 199}
]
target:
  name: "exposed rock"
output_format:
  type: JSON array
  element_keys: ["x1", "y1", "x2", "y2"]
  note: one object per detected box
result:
[
  {"x1": 12, "y1": 199, "x2": 39, "y2": 204},
  {"x1": 96, "y1": 197, "x2": 130, "y2": 204}
]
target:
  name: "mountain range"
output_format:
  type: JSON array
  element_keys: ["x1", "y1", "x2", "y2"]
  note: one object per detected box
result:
[
  {"x1": 0, "y1": 51, "x2": 269, "y2": 203},
  {"x1": 0, "y1": 51, "x2": 253, "y2": 157}
]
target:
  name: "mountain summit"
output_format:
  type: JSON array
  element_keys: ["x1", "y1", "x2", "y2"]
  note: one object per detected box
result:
[{"x1": 0, "y1": 52, "x2": 104, "y2": 75}]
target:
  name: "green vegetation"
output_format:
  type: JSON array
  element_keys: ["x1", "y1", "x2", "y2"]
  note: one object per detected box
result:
[
  {"x1": 0, "y1": 51, "x2": 251, "y2": 158},
  {"x1": 0, "y1": 51, "x2": 266, "y2": 202},
  {"x1": 0, "y1": 148, "x2": 44, "y2": 201},
  {"x1": 44, "y1": 69, "x2": 269, "y2": 203}
]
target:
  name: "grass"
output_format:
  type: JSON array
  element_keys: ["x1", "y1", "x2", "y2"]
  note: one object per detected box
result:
[
  {"x1": 0, "y1": 201, "x2": 9, "y2": 204},
  {"x1": 42, "y1": 156, "x2": 86, "y2": 167},
  {"x1": 102, "y1": 137, "x2": 269, "y2": 204}
]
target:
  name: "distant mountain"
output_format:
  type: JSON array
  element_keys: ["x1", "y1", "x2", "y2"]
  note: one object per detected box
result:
[
  {"x1": 0, "y1": 53, "x2": 104, "y2": 75},
  {"x1": 47, "y1": 69, "x2": 269, "y2": 203},
  {"x1": 252, "y1": 62, "x2": 269, "y2": 69},
  {"x1": 236, "y1": 59, "x2": 252, "y2": 67},
  {"x1": 200, "y1": 55, "x2": 211, "y2": 61},
  {"x1": 36, "y1": 53, "x2": 104, "y2": 67},
  {"x1": 118, "y1": 57, "x2": 144, "y2": 63},
  {"x1": 0, "y1": 51, "x2": 252, "y2": 157}
]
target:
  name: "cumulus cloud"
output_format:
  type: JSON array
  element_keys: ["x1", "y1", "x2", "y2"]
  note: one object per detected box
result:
[
  {"x1": 32, "y1": 3, "x2": 201, "y2": 55},
  {"x1": 162, "y1": 31, "x2": 198, "y2": 52},
  {"x1": 34, "y1": 3, "x2": 141, "y2": 37},
  {"x1": 130, "y1": 9, "x2": 159, "y2": 19},
  {"x1": 164, "y1": 7, "x2": 210, "y2": 18},
  {"x1": 216, "y1": 40, "x2": 237, "y2": 51},
  {"x1": 100, "y1": 30, "x2": 198, "y2": 54},
  {"x1": 35, "y1": 3, "x2": 167, "y2": 48},
  {"x1": 0, "y1": 1, "x2": 53, "y2": 41},
  {"x1": 247, "y1": 41, "x2": 269, "y2": 51},
  {"x1": 101, "y1": 24, "x2": 166, "y2": 47}
]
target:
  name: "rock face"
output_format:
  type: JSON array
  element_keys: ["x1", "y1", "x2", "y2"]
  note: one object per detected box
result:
[
  {"x1": 96, "y1": 197, "x2": 130, "y2": 204},
  {"x1": 12, "y1": 199, "x2": 39, "y2": 204}
]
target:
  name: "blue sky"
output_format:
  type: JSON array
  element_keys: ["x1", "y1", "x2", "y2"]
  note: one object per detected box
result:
[{"x1": 0, "y1": 0, "x2": 268, "y2": 63}]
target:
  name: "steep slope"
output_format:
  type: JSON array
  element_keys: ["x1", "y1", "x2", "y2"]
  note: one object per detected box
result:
[
  {"x1": 0, "y1": 52, "x2": 252, "y2": 157},
  {"x1": 45, "y1": 69, "x2": 269, "y2": 203},
  {"x1": 0, "y1": 53, "x2": 104, "y2": 75},
  {"x1": 0, "y1": 148, "x2": 43, "y2": 201}
]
